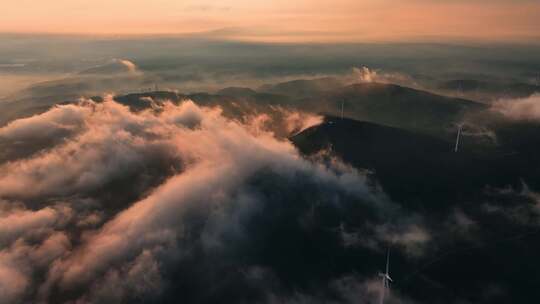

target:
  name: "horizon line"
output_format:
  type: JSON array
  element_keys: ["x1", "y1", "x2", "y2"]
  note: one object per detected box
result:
[{"x1": 1, "y1": 29, "x2": 539, "y2": 46}]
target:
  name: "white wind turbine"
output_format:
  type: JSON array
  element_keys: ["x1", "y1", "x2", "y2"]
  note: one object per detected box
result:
[{"x1": 378, "y1": 249, "x2": 393, "y2": 304}]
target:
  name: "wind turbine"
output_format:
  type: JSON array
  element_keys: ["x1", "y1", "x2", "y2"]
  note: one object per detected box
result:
[
  {"x1": 454, "y1": 124, "x2": 463, "y2": 153},
  {"x1": 341, "y1": 100, "x2": 344, "y2": 119},
  {"x1": 378, "y1": 249, "x2": 393, "y2": 304}
]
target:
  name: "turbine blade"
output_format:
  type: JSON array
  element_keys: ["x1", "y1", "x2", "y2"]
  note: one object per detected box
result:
[
  {"x1": 454, "y1": 124, "x2": 462, "y2": 152},
  {"x1": 386, "y1": 248, "x2": 390, "y2": 274}
]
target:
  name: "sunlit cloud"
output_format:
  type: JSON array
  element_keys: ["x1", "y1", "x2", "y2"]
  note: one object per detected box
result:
[
  {"x1": 0, "y1": 98, "x2": 410, "y2": 303},
  {"x1": 491, "y1": 94, "x2": 540, "y2": 121}
]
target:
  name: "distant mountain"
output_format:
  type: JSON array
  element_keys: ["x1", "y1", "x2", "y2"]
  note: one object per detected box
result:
[
  {"x1": 259, "y1": 77, "x2": 343, "y2": 98},
  {"x1": 113, "y1": 91, "x2": 265, "y2": 113},
  {"x1": 112, "y1": 90, "x2": 293, "y2": 113},
  {"x1": 215, "y1": 87, "x2": 294, "y2": 107},
  {"x1": 305, "y1": 82, "x2": 485, "y2": 139},
  {"x1": 113, "y1": 91, "x2": 185, "y2": 111},
  {"x1": 216, "y1": 87, "x2": 258, "y2": 97},
  {"x1": 257, "y1": 79, "x2": 485, "y2": 138}
]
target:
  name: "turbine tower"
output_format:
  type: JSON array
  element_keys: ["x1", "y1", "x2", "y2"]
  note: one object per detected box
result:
[
  {"x1": 454, "y1": 124, "x2": 463, "y2": 153},
  {"x1": 341, "y1": 101, "x2": 344, "y2": 119},
  {"x1": 378, "y1": 249, "x2": 393, "y2": 304}
]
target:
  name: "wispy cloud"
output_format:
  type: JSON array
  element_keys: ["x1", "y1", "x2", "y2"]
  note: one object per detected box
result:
[{"x1": 491, "y1": 94, "x2": 540, "y2": 121}]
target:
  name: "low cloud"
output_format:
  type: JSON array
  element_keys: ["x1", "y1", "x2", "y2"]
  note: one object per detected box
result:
[
  {"x1": 115, "y1": 59, "x2": 138, "y2": 74},
  {"x1": 0, "y1": 203, "x2": 72, "y2": 247},
  {"x1": 279, "y1": 107, "x2": 323, "y2": 135},
  {"x1": 0, "y1": 103, "x2": 90, "y2": 141},
  {"x1": 491, "y1": 94, "x2": 540, "y2": 121},
  {"x1": 0, "y1": 97, "x2": 416, "y2": 303},
  {"x1": 258, "y1": 106, "x2": 324, "y2": 136},
  {"x1": 375, "y1": 223, "x2": 431, "y2": 257},
  {"x1": 350, "y1": 66, "x2": 417, "y2": 87},
  {"x1": 0, "y1": 229, "x2": 71, "y2": 303},
  {"x1": 0, "y1": 97, "x2": 182, "y2": 200}
]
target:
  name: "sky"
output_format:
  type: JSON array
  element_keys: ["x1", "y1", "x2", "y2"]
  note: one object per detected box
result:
[{"x1": 2, "y1": 0, "x2": 540, "y2": 42}]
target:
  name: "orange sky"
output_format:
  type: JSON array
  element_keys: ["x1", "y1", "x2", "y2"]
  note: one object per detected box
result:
[{"x1": 2, "y1": 0, "x2": 540, "y2": 42}]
